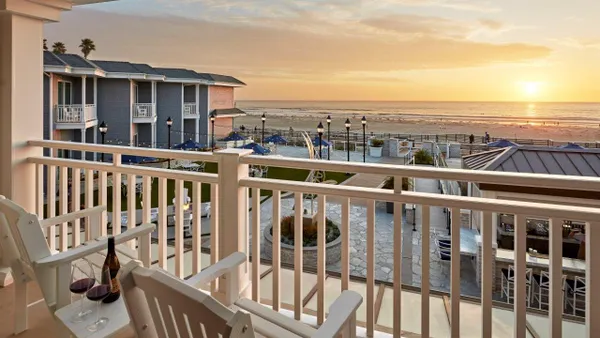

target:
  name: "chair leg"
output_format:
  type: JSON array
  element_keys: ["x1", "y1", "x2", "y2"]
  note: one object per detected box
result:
[{"x1": 14, "y1": 279, "x2": 28, "y2": 334}]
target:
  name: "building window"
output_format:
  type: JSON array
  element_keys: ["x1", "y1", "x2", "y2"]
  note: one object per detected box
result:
[{"x1": 57, "y1": 81, "x2": 73, "y2": 105}]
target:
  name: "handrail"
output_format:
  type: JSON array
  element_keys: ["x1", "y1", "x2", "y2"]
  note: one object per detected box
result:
[
  {"x1": 28, "y1": 140, "x2": 218, "y2": 162},
  {"x1": 240, "y1": 155, "x2": 600, "y2": 192},
  {"x1": 240, "y1": 177, "x2": 600, "y2": 221}
]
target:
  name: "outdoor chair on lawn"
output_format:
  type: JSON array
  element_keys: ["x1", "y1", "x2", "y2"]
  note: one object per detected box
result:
[
  {"x1": 501, "y1": 265, "x2": 533, "y2": 307},
  {"x1": 121, "y1": 252, "x2": 363, "y2": 338},
  {"x1": 0, "y1": 195, "x2": 155, "y2": 335}
]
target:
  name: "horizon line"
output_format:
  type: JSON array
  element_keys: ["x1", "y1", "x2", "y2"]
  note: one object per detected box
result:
[{"x1": 236, "y1": 99, "x2": 600, "y2": 104}]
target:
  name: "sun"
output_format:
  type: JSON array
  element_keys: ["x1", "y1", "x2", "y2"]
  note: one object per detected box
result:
[{"x1": 523, "y1": 82, "x2": 541, "y2": 96}]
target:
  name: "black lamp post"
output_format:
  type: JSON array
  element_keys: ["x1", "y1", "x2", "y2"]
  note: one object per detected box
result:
[
  {"x1": 261, "y1": 113, "x2": 266, "y2": 146},
  {"x1": 166, "y1": 116, "x2": 173, "y2": 169},
  {"x1": 345, "y1": 119, "x2": 351, "y2": 175},
  {"x1": 210, "y1": 112, "x2": 216, "y2": 151},
  {"x1": 317, "y1": 122, "x2": 324, "y2": 160},
  {"x1": 361, "y1": 116, "x2": 367, "y2": 163},
  {"x1": 99, "y1": 121, "x2": 107, "y2": 162},
  {"x1": 326, "y1": 115, "x2": 331, "y2": 160}
]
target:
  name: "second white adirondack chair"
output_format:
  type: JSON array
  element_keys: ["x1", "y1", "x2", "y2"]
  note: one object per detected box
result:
[
  {"x1": 121, "y1": 253, "x2": 363, "y2": 338},
  {"x1": 0, "y1": 195, "x2": 155, "y2": 335}
]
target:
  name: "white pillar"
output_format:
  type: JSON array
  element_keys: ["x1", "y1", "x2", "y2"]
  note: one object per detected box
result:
[
  {"x1": 0, "y1": 2, "x2": 65, "y2": 286},
  {"x1": 49, "y1": 73, "x2": 54, "y2": 140},
  {"x1": 181, "y1": 84, "x2": 185, "y2": 143},
  {"x1": 81, "y1": 129, "x2": 86, "y2": 160},
  {"x1": 81, "y1": 76, "x2": 87, "y2": 159},
  {"x1": 195, "y1": 84, "x2": 200, "y2": 142},
  {"x1": 151, "y1": 81, "x2": 156, "y2": 105},
  {"x1": 93, "y1": 76, "x2": 98, "y2": 106},
  {"x1": 151, "y1": 122, "x2": 156, "y2": 148},
  {"x1": 215, "y1": 148, "x2": 253, "y2": 305}
]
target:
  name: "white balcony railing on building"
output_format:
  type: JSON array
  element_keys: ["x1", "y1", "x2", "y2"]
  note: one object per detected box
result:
[
  {"x1": 183, "y1": 103, "x2": 198, "y2": 118},
  {"x1": 25, "y1": 140, "x2": 600, "y2": 338},
  {"x1": 55, "y1": 104, "x2": 97, "y2": 123},
  {"x1": 132, "y1": 103, "x2": 156, "y2": 119}
]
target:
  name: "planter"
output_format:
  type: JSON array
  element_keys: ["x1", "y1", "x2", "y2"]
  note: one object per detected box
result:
[
  {"x1": 369, "y1": 146, "x2": 383, "y2": 158},
  {"x1": 386, "y1": 202, "x2": 406, "y2": 214},
  {"x1": 263, "y1": 221, "x2": 342, "y2": 267}
]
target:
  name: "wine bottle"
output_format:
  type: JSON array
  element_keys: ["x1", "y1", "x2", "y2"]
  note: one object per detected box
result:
[{"x1": 101, "y1": 236, "x2": 121, "y2": 303}]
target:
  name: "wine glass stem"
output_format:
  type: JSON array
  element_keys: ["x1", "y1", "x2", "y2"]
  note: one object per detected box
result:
[
  {"x1": 96, "y1": 301, "x2": 101, "y2": 324},
  {"x1": 79, "y1": 294, "x2": 84, "y2": 315}
]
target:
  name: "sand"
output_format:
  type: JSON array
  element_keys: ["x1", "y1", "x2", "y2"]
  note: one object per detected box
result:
[{"x1": 235, "y1": 112, "x2": 600, "y2": 143}]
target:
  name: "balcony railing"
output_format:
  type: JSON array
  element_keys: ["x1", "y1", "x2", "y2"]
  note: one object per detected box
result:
[
  {"x1": 132, "y1": 103, "x2": 156, "y2": 119},
  {"x1": 183, "y1": 103, "x2": 198, "y2": 118},
  {"x1": 25, "y1": 140, "x2": 600, "y2": 337},
  {"x1": 54, "y1": 104, "x2": 97, "y2": 124}
]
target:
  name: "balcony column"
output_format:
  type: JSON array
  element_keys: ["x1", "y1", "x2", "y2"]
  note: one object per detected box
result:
[
  {"x1": 215, "y1": 148, "x2": 253, "y2": 305},
  {"x1": 195, "y1": 84, "x2": 200, "y2": 142},
  {"x1": 49, "y1": 73, "x2": 54, "y2": 140},
  {"x1": 151, "y1": 122, "x2": 156, "y2": 148},
  {"x1": 93, "y1": 126, "x2": 97, "y2": 161},
  {"x1": 0, "y1": 2, "x2": 65, "y2": 287},
  {"x1": 81, "y1": 76, "x2": 87, "y2": 159}
]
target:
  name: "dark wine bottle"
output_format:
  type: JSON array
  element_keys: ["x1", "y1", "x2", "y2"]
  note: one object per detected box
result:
[{"x1": 101, "y1": 236, "x2": 121, "y2": 303}]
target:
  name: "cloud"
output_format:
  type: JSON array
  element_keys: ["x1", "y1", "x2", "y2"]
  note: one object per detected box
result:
[
  {"x1": 361, "y1": 14, "x2": 473, "y2": 39},
  {"x1": 551, "y1": 37, "x2": 600, "y2": 49},
  {"x1": 478, "y1": 19, "x2": 504, "y2": 30},
  {"x1": 373, "y1": 0, "x2": 501, "y2": 13}
]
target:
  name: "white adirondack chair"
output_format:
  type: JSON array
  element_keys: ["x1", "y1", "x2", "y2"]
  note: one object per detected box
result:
[
  {"x1": 0, "y1": 195, "x2": 155, "y2": 335},
  {"x1": 121, "y1": 253, "x2": 363, "y2": 338}
]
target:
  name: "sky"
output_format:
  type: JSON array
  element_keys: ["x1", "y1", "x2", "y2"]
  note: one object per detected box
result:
[{"x1": 45, "y1": 0, "x2": 600, "y2": 102}]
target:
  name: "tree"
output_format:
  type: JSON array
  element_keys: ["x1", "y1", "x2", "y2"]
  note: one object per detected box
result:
[
  {"x1": 43, "y1": 39, "x2": 48, "y2": 51},
  {"x1": 79, "y1": 38, "x2": 96, "y2": 59},
  {"x1": 52, "y1": 42, "x2": 67, "y2": 54}
]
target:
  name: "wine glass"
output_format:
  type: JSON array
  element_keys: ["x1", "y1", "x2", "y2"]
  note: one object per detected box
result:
[
  {"x1": 69, "y1": 259, "x2": 95, "y2": 323},
  {"x1": 86, "y1": 268, "x2": 112, "y2": 332}
]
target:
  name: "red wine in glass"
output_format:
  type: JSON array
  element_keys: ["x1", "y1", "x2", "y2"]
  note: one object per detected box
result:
[
  {"x1": 70, "y1": 278, "x2": 95, "y2": 294},
  {"x1": 86, "y1": 285, "x2": 111, "y2": 302},
  {"x1": 87, "y1": 267, "x2": 112, "y2": 332}
]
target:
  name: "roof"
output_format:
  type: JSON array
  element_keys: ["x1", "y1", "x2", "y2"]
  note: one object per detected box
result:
[
  {"x1": 90, "y1": 60, "x2": 145, "y2": 74},
  {"x1": 200, "y1": 73, "x2": 246, "y2": 86},
  {"x1": 56, "y1": 54, "x2": 97, "y2": 69},
  {"x1": 153, "y1": 68, "x2": 202, "y2": 80},
  {"x1": 43, "y1": 51, "x2": 66, "y2": 66},
  {"x1": 212, "y1": 108, "x2": 247, "y2": 118},
  {"x1": 131, "y1": 63, "x2": 162, "y2": 75},
  {"x1": 463, "y1": 146, "x2": 600, "y2": 177}
]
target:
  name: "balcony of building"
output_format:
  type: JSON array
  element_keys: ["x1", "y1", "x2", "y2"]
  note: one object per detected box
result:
[
  {"x1": 54, "y1": 104, "x2": 98, "y2": 130},
  {"x1": 132, "y1": 103, "x2": 157, "y2": 124},
  {"x1": 183, "y1": 102, "x2": 199, "y2": 119},
  {"x1": 1, "y1": 140, "x2": 598, "y2": 338}
]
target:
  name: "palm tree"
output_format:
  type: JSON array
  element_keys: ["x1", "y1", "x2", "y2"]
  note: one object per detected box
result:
[
  {"x1": 79, "y1": 38, "x2": 96, "y2": 59},
  {"x1": 52, "y1": 42, "x2": 67, "y2": 54},
  {"x1": 43, "y1": 39, "x2": 48, "y2": 51}
]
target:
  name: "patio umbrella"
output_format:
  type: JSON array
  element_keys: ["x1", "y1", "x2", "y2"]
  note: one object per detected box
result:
[
  {"x1": 239, "y1": 142, "x2": 271, "y2": 155},
  {"x1": 487, "y1": 139, "x2": 519, "y2": 148},
  {"x1": 222, "y1": 132, "x2": 246, "y2": 142},
  {"x1": 172, "y1": 139, "x2": 204, "y2": 150},
  {"x1": 264, "y1": 135, "x2": 288, "y2": 144},
  {"x1": 312, "y1": 137, "x2": 332, "y2": 147},
  {"x1": 560, "y1": 142, "x2": 585, "y2": 150}
]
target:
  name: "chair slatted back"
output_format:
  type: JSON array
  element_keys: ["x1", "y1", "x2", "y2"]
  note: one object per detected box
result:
[{"x1": 121, "y1": 261, "x2": 255, "y2": 338}]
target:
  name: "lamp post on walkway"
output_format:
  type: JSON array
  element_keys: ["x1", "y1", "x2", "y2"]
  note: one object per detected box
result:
[
  {"x1": 99, "y1": 121, "x2": 107, "y2": 162},
  {"x1": 210, "y1": 112, "x2": 216, "y2": 151},
  {"x1": 326, "y1": 115, "x2": 331, "y2": 160},
  {"x1": 261, "y1": 113, "x2": 266, "y2": 146},
  {"x1": 166, "y1": 117, "x2": 173, "y2": 169},
  {"x1": 361, "y1": 116, "x2": 367, "y2": 163},
  {"x1": 345, "y1": 119, "x2": 351, "y2": 176},
  {"x1": 317, "y1": 122, "x2": 324, "y2": 160}
]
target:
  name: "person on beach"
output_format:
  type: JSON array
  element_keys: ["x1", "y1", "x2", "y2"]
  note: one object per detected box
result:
[{"x1": 469, "y1": 134, "x2": 475, "y2": 144}]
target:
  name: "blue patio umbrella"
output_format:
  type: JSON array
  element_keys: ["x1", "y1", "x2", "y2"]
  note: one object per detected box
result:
[
  {"x1": 264, "y1": 135, "x2": 288, "y2": 144},
  {"x1": 312, "y1": 137, "x2": 332, "y2": 147},
  {"x1": 560, "y1": 142, "x2": 585, "y2": 150},
  {"x1": 172, "y1": 139, "x2": 204, "y2": 150},
  {"x1": 239, "y1": 142, "x2": 271, "y2": 155},
  {"x1": 488, "y1": 139, "x2": 519, "y2": 148},
  {"x1": 222, "y1": 132, "x2": 246, "y2": 142}
]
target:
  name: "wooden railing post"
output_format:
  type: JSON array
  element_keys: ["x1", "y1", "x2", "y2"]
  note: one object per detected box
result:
[{"x1": 215, "y1": 148, "x2": 253, "y2": 305}]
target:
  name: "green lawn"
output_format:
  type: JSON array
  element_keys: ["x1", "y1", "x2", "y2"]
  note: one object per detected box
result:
[{"x1": 66, "y1": 162, "x2": 351, "y2": 212}]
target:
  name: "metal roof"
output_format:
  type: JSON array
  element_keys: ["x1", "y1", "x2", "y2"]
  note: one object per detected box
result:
[
  {"x1": 463, "y1": 146, "x2": 600, "y2": 177},
  {"x1": 56, "y1": 54, "x2": 97, "y2": 69}
]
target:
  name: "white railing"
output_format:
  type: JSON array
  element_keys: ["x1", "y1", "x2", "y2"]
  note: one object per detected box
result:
[
  {"x1": 25, "y1": 140, "x2": 600, "y2": 338},
  {"x1": 133, "y1": 103, "x2": 156, "y2": 118},
  {"x1": 183, "y1": 103, "x2": 198, "y2": 118},
  {"x1": 55, "y1": 104, "x2": 97, "y2": 123}
]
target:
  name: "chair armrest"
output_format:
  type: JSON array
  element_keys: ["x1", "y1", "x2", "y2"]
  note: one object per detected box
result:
[
  {"x1": 184, "y1": 252, "x2": 246, "y2": 287},
  {"x1": 34, "y1": 223, "x2": 155, "y2": 268},
  {"x1": 39, "y1": 206, "x2": 106, "y2": 229},
  {"x1": 313, "y1": 291, "x2": 362, "y2": 338},
  {"x1": 235, "y1": 298, "x2": 316, "y2": 338}
]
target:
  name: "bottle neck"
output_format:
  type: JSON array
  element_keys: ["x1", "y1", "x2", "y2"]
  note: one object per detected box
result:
[{"x1": 107, "y1": 237, "x2": 115, "y2": 254}]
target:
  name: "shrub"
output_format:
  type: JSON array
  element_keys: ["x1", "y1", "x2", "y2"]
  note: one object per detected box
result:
[
  {"x1": 382, "y1": 176, "x2": 411, "y2": 190},
  {"x1": 371, "y1": 138, "x2": 384, "y2": 147},
  {"x1": 414, "y1": 149, "x2": 434, "y2": 165},
  {"x1": 278, "y1": 215, "x2": 340, "y2": 246}
]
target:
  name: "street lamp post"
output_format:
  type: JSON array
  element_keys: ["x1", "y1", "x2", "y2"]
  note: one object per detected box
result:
[
  {"x1": 166, "y1": 117, "x2": 173, "y2": 169},
  {"x1": 361, "y1": 116, "x2": 367, "y2": 163},
  {"x1": 99, "y1": 121, "x2": 107, "y2": 162},
  {"x1": 261, "y1": 113, "x2": 266, "y2": 146},
  {"x1": 210, "y1": 112, "x2": 216, "y2": 151},
  {"x1": 326, "y1": 115, "x2": 331, "y2": 160},
  {"x1": 345, "y1": 119, "x2": 351, "y2": 176},
  {"x1": 317, "y1": 122, "x2": 324, "y2": 160}
]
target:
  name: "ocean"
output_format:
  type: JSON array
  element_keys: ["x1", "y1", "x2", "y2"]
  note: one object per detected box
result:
[{"x1": 236, "y1": 101, "x2": 600, "y2": 127}]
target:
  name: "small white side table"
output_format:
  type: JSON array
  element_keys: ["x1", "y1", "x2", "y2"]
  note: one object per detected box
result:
[{"x1": 54, "y1": 298, "x2": 130, "y2": 338}]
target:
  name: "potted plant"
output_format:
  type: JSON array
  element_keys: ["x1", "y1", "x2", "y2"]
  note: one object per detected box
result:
[
  {"x1": 414, "y1": 149, "x2": 434, "y2": 165},
  {"x1": 369, "y1": 138, "x2": 384, "y2": 158},
  {"x1": 382, "y1": 176, "x2": 411, "y2": 214}
]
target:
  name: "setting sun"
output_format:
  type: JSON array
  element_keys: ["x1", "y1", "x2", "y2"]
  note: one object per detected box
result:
[{"x1": 523, "y1": 82, "x2": 541, "y2": 96}]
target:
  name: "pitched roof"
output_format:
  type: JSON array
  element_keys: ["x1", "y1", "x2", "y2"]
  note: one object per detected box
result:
[
  {"x1": 131, "y1": 63, "x2": 162, "y2": 75},
  {"x1": 463, "y1": 146, "x2": 600, "y2": 177},
  {"x1": 212, "y1": 108, "x2": 247, "y2": 118},
  {"x1": 463, "y1": 148, "x2": 509, "y2": 170},
  {"x1": 56, "y1": 54, "x2": 97, "y2": 69},
  {"x1": 154, "y1": 68, "x2": 203, "y2": 80},
  {"x1": 43, "y1": 51, "x2": 66, "y2": 66},
  {"x1": 200, "y1": 73, "x2": 246, "y2": 86},
  {"x1": 90, "y1": 60, "x2": 145, "y2": 74}
]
